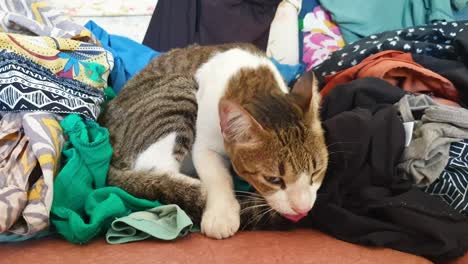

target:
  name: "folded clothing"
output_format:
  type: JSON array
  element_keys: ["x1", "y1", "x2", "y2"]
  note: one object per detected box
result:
[
  {"x1": 0, "y1": 112, "x2": 63, "y2": 236},
  {"x1": 0, "y1": 33, "x2": 113, "y2": 89},
  {"x1": 106, "y1": 205, "x2": 193, "y2": 244},
  {"x1": 320, "y1": 50, "x2": 459, "y2": 105}
]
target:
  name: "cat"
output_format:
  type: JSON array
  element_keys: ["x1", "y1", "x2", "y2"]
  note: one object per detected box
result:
[{"x1": 99, "y1": 43, "x2": 328, "y2": 239}]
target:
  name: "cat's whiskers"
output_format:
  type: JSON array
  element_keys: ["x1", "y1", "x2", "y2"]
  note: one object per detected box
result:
[
  {"x1": 235, "y1": 194, "x2": 264, "y2": 199},
  {"x1": 256, "y1": 207, "x2": 275, "y2": 225},
  {"x1": 242, "y1": 206, "x2": 273, "y2": 230},
  {"x1": 240, "y1": 203, "x2": 270, "y2": 214},
  {"x1": 235, "y1": 190, "x2": 263, "y2": 197},
  {"x1": 263, "y1": 209, "x2": 277, "y2": 225}
]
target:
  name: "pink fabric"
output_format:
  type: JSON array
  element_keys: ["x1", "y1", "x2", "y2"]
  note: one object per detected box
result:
[{"x1": 303, "y1": 6, "x2": 345, "y2": 70}]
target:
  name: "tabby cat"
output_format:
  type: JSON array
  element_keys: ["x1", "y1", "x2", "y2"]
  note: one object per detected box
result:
[{"x1": 99, "y1": 43, "x2": 328, "y2": 239}]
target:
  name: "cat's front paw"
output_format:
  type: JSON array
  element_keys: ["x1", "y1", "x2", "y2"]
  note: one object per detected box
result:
[{"x1": 201, "y1": 199, "x2": 240, "y2": 239}]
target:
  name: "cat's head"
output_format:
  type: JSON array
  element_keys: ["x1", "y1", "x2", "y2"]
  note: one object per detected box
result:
[{"x1": 219, "y1": 71, "x2": 328, "y2": 222}]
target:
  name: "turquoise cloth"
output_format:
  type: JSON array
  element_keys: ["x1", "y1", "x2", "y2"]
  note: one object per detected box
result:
[
  {"x1": 84, "y1": 21, "x2": 160, "y2": 93},
  {"x1": 455, "y1": 5, "x2": 468, "y2": 20},
  {"x1": 50, "y1": 114, "x2": 162, "y2": 244},
  {"x1": 106, "y1": 205, "x2": 193, "y2": 244},
  {"x1": 320, "y1": 0, "x2": 456, "y2": 43},
  {"x1": 453, "y1": 0, "x2": 468, "y2": 11},
  {"x1": 0, "y1": 231, "x2": 50, "y2": 243}
]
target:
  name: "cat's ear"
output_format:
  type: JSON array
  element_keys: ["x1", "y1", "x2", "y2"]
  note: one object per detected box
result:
[
  {"x1": 219, "y1": 99, "x2": 263, "y2": 144},
  {"x1": 290, "y1": 71, "x2": 321, "y2": 123}
]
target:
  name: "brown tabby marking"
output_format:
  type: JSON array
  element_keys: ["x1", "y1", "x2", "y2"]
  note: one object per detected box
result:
[{"x1": 222, "y1": 69, "x2": 328, "y2": 196}]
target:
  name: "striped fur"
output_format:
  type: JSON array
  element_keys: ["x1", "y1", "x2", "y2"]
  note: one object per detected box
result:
[{"x1": 100, "y1": 43, "x2": 328, "y2": 229}]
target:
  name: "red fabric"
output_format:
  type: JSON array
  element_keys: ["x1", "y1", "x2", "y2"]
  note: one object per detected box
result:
[{"x1": 320, "y1": 50, "x2": 460, "y2": 105}]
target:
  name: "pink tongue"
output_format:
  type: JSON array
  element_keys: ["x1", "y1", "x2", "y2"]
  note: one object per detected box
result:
[{"x1": 283, "y1": 213, "x2": 307, "y2": 222}]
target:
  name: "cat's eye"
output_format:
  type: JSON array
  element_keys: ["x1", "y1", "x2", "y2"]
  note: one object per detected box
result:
[{"x1": 264, "y1": 176, "x2": 283, "y2": 185}]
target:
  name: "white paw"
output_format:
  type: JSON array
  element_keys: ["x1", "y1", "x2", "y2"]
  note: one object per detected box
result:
[{"x1": 201, "y1": 199, "x2": 240, "y2": 239}]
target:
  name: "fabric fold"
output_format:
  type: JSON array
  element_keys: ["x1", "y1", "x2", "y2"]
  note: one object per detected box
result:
[{"x1": 106, "y1": 205, "x2": 193, "y2": 244}]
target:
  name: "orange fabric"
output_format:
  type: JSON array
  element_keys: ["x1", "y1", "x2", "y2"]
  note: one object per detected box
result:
[
  {"x1": 0, "y1": 230, "x2": 434, "y2": 264},
  {"x1": 320, "y1": 50, "x2": 460, "y2": 105}
]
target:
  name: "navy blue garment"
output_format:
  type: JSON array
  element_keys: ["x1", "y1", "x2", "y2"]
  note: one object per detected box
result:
[
  {"x1": 143, "y1": 0, "x2": 281, "y2": 52},
  {"x1": 425, "y1": 140, "x2": 468, "y2": 215}
]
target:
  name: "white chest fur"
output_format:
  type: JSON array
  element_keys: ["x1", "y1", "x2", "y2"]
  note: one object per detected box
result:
[{"x1": 193, "y1": 48, "x2": 288, "y2": 154}]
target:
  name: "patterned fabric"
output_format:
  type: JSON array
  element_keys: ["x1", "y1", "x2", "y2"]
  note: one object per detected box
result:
[
  {"x1": 50, "y1": 0, "x2": 157, "y2": 17},
  {"x1": 0, "y1": 112, "x2": 64, "y2": 236},
  {"x1": 425, "y1": 140, "x2": 468, "y2": 215},
  {"x1": 0, "y1": 33, "x2": 113, "y2": 89},
  {"x1": 0, "y1": 51, "x2": 105, "y2": 120},
  {"x1": 302, "y1": 6, "x2": 345, "y2": 70},
  {"x1": 0, "y1": 0, "x2": 96, "y2": 44},
  {"x1": 314, "y1": 21, "x2": 468, "y2": 83}
]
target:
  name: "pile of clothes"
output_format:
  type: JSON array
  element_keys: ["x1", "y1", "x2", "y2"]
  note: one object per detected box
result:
[
  {"x1": 1, "y1": 0, "x2": 468, "y2": 262},
  {"x1": 0, "y1": 0, "x2": 192, "y2": 245}
]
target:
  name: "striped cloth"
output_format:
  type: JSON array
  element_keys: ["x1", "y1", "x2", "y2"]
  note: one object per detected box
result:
[
  {"x1": 425, "y1": 139, "x2": 468, "y2": 215},
  {"x1": 0, "y1": 112, "x2": 64, "y2": 236},
  {"x1": 0, "y1": 0, "x2": 96, "y2": 43},
  {"x1": 0, "y1": 51, "x2": 105, "y2": 120}
]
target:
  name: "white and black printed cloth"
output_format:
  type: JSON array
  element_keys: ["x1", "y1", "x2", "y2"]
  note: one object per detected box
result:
[
  {"x1": 425, "y1": 139, "x2": 468, "y2": 215},
  {"x1": 0, "y1": 51, "x2": 105, "y2": 120}
]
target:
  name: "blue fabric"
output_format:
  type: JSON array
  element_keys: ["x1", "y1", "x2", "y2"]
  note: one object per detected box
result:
[
  {"x1": 455, "y1": 6, "x2": 468, "y2": 21},
  {"x1": 270, "y1": 58, "x2": 305, "y2": 86},
  {"x1": 424, "y1": 140, "x2": 468, "y2": 215},
  {"x1": 84, "y1": 21, "x2": 160, "y2": 93},
  {"x1": 298, "y1": 0, "x2": 320, "y2": 64},
  {"x1": 0, "y1": 231, "x2": 50, "y2": 243}
]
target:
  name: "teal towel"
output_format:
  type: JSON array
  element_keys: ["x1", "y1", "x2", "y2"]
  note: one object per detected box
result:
[{"x1": 106, "y1": 205, "x2": 194, "y2": 244}]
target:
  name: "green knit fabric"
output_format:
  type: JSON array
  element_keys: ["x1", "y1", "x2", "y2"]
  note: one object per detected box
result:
[{"x1": 51, "y1": 114, "x2": 161, "y2": 244}]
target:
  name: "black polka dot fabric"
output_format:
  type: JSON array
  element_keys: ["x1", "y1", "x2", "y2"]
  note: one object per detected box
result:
[{"x1": 314, "y1": 21, "x2": 468, "y2": 86}]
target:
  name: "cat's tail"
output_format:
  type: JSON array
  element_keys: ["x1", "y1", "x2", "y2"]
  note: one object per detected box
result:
[{"x1": 107, "y1": 166, "x2": 205, "y2": 224}]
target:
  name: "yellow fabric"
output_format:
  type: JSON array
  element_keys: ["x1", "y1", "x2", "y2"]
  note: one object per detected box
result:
[{"x1": 0, "y1": 33, "x2": 113, "y2": 88}]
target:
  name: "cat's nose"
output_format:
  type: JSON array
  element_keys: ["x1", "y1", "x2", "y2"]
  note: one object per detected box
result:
[
  {"x1": 289, "y1": 190, "x2": 312, "y2": 215},
  {"x1": 291, "y1": 206, "x2": 311, "y2": 215}
]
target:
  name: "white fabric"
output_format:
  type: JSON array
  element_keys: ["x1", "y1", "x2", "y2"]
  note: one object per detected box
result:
[{"x1": 266, "y1": 0, "x2": 302, "y2": 65}]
